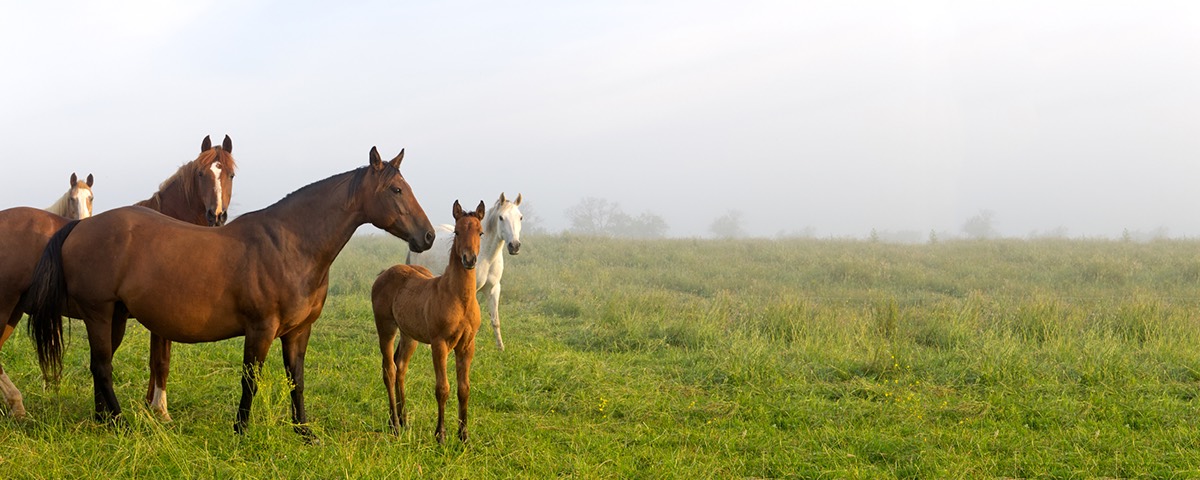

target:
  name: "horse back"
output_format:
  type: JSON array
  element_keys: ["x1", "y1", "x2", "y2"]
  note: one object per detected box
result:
[{"x1": 0, "y1": 207, "x2": 70, "y2": 296}]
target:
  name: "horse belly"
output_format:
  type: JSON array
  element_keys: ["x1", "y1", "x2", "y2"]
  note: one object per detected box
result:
[{"x1": 118, "y1": 275, "x2": 243, "y2": 343}]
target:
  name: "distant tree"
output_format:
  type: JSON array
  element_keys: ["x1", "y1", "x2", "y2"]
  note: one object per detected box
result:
[
  {"x1": 710, "y1": 210, "x2": 745, "y2": 239},
  {"x1": 962, "y1": 209, "x2": 997, "y2": 239},
  {"x1": 566, "y1": 197, "x2": 623, "y2": 236},
  {"x1": 565, "y1": 197, "x2": 669, "y2": 238},
  {"x1": 615, "y1": 212, "x2": 668, "y2": 238},
  {"x1": 518, "y1": 201, "x2": 548, "y2": 235}
]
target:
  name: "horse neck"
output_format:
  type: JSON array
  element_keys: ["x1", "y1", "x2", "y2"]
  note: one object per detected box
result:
[
  {"x1": 137, "y1": 180, "x2": 207, "y2": 226},
  {"x1": 45, "y1": 192, "x2": 70, "y2": 217},
  {"x1": 480, "y1": 209, "x2": 506, "y2": 263},
  {"x1": 442, "y1": 243, "x2": 478, "y2": 300},
  {"x1": 248, "y1": 170, "x2": 367, "y2": 269}
]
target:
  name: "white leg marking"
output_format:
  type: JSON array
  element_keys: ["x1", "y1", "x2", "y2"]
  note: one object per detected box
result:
[
  {"x1": 150, "y1": 386, "x2": 172, "y2": 422},
  {"x1": 0, "y1": 372, "x2": 26, "y2": 418}
]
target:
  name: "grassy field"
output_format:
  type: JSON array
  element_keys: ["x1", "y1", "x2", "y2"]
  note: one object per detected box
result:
[{"x1": 2, "y1": 235, "x2": 1200, "y2": 478}]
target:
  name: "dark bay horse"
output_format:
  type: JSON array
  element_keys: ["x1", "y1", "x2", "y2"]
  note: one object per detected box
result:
[
  {"x1": 26, "y1": 147, "x2": 434, "y2": 441},
  {"x1": 0, "y1": 135, "x2": 235, "y2": 419},
  {"x1": 373, "y1": 200, "x2": 484, "y2": 443}
]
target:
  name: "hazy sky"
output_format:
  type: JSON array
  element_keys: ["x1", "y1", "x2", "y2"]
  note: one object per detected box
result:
[{"x1": 2, "y1": 1, "x2": 1198, "y2": 238}]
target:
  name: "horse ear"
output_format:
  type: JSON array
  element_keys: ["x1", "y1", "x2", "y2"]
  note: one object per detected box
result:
[
  {"x1": 86, "y1": 174, "x2": 94, "y2": 187},
  {"x1": 70, "y1": 173, "x2": 78, "y2": 187},
  {"x1": 452, "y1": 200, "x2": 464, "y2": 220},
  {"x1": 475, "y1": 200, "x2": 486, "y2": 219},
  {"x1": 514, "y1": 193, "x2": 522, "y2": 206},
  {"x1": 369, "y1": 146, "x2": 383, "y2": 171},
  {"x1": 222, "y1": 135, "x2": 233, "y2": 154},
  {"x1": 389, "y1": 149, "x2": 404, "y2": 169},
  {"x1": 499, "y1": 192, "x2": 506, "y2": 204},
  {"x1": 201, "y1": 135, "x2": 212, "y2": 152}
]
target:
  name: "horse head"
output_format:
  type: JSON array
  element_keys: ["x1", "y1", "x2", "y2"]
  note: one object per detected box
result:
[
  {"x1": 494, "y1": 192, "x2": 523, "y2": 255},
  {"x1": 65, "y1": 172, "x2": 95, "y2": 220},
  {"x1": 362, "y1": 146, "x2": 435, "y2": 253},
  {"x1": 452, "y1": 200, "x2": 485, "y2": 269},
  {"x1": 196, "y1": 135, "x2": 236, "y2": 226}
]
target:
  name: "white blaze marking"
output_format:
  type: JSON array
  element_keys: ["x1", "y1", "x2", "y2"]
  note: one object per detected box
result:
[
  {"x1": 210, "y1": 162, "x2": 224, "y2": 214},
  {"x1": 72, "y1": 188, "x2": 92, "y2": 219}
]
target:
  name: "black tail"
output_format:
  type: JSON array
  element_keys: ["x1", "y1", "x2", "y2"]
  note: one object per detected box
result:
[{"x1": 25, "y1": 219, "x2": 81, "y2": 385}]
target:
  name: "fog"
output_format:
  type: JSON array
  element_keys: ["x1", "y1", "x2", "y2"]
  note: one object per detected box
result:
[{"x1": 2, "y1": 1, "x2": 1198, "y2": 238}]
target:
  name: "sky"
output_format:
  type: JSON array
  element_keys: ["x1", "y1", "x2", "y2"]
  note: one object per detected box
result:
[{"x1": 1, "y1": 1, "x2": 1198, "y2": 238}]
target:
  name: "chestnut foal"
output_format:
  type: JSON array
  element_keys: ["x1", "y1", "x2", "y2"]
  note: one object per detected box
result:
[{"x1": 373, "y1": 200, "x2": 485, "y2": 443}]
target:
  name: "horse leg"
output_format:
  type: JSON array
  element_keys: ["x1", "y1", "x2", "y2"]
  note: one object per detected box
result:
[
  {"x1": 0, "y1": 304, "x2": 27, "y2": 418},
  {"x1": 394, "y1": 335, "x2": 417, "y2": 430},
  {"x1": 431, "y1": 340, "x2": 450, "y2": 444},
  {"x1": 486, "y1": 282, "x2": 505, "y2": 351},
  {"x1": 233, "y1": 330, "x2": 274, "y2": 436},
  {"x1": 281, "y1": 326, "x2": 317, "y2": 443},
  {"x1": 375, "y1": 319, "x2": 400, "y2": 434},
  {"x1": 454, "y1": 336, "x2": 476, "y2": 442},
  {"x1": 83, "y1": 308, "x2": 121, "y2": 422},
  {"x1": 145, "y1": 334, "x2": 172, "y2": 422}
]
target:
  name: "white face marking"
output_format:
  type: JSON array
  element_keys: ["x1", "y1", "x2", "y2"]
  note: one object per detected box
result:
[
  {"x1": 71, "y1": 186, "x2": 93, "y2": 219},
  {"x1": 210, "y1": 162, "x2": 224, "y2": 214}
]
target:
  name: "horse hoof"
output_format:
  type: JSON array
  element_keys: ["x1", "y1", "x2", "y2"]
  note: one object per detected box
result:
[
  {"x1": 459, "y1": 429, "x2": 469, "y2": 442},
  {"x1": 295, "y1": 425, "x2": 320, "y2": 445},
  {"x1": 233, "y1": 422, "x2": 247, "y2": 436}
]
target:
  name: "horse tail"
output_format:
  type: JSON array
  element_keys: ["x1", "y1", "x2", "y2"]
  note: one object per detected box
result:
[{"x1": 25, "y1": 219, "x2": 81, "y2": 385}]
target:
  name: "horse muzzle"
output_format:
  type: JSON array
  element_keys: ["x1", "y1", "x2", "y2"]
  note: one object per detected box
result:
[
  {"x1": 207, "y1": 210, "x2": 228, "y2": 227},
  {"x1": 461, "y1": 254, "x2": 477, "y2": 270},
  {"x1": 507, "y1": 241, "x2": 521, "y2": 255}
]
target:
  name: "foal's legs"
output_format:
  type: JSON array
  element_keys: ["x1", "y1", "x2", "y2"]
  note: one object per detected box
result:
[
  {"x1": 146, "y1": 334, "x2": 172, "y2": 421},
  {"x1": 376, "y1": 320, "x2": 402, "y2": 434},
  {"x1": 431, "y1": 340, "x2": 450, "y2": 444},
  {"x1": 281, "y1": 325, "x2": 316, "y2": 442},
  {"x1": 454, "y1": 336, "x2": 476, "y2": 442},
  {"x1": 0, "y1": 303, "x2": 26, "y2": 417},
  {"x1": 393, "y1": 335, "x2": 417, "y2": 430},
  {"x1": 233, "y1": 329, "x2": 274, "y2": 436}
]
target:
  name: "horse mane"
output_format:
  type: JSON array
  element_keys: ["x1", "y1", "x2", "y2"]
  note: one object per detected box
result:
[
  {"x1": 262, "y1": 163, "x2": 401, "y2": 211},
  {"x1": 45, "y1": 190, "x2": 71, "y2": 216},
  {"x1": 483, "y1": 197, "x2": 505, "y2": 237},
  {"x1": 145, "y1": 148, "x2": 237, "y2": 205}
]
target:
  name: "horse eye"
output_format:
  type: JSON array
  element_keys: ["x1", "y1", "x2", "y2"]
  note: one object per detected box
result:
[
  {"x1": 391, "y1": 187, "x2": 402, "y2": 194},
  {"x1": 229, "y1": 173, "x2": 235, "y2": 179}
]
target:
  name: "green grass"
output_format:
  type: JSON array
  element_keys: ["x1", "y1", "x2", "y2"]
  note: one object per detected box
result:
[{"x1": 3, "y1": 235, "x2": 1200, "y2": 478}]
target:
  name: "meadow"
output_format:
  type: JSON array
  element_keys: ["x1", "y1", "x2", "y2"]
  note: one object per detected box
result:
[{"x1": 2, "y1": 235, "x2": 1200, "y2": 478}]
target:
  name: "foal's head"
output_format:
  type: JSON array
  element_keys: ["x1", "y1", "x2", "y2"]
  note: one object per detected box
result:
[
  {"x1": 360, "y1": 147, "x2": 436, "y2": 253},
  {"x1": 194, "y1": 135, "x2": 236, "y2": 226},
  {"x1": 452, "y1": 200, "x2": 486, "y2": 270},
  {"x1": 64, "y1": 172, "x2": 94, "y2": 220}
]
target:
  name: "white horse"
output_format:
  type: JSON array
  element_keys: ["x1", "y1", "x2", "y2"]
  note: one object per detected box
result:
[
  {"x1": 45, "y1": 173, "x2": 94, "y2": 220},
  {"x1": 408, "y1": 193, "x2": 523, "y2": 351}
]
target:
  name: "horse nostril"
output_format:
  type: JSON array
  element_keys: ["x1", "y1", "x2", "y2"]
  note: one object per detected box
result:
[{"x1": 425, "y1": 231, "x2": 436, "y2": 246}]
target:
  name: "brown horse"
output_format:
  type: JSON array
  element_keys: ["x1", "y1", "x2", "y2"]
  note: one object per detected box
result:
[
  {"x1": 373, "y1": 200, "x2": 484, "y2": 443},
  {"x1": 26, "y1": 146, "x2": 434, "y2": 441},
  {"x1": 44, "y1": 173, "x2": 95, "y2": 221},
  {"x1": 136, "y1": 134, "x2": 236, "y2": 422},
  {"x1": 0, "y1": 136, "x2": 234, "y2": 419}
]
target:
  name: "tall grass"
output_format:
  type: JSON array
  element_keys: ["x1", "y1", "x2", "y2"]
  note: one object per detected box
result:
[{"x1": 1, "y1": 235, "x2": 1199, "y2": 478}]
